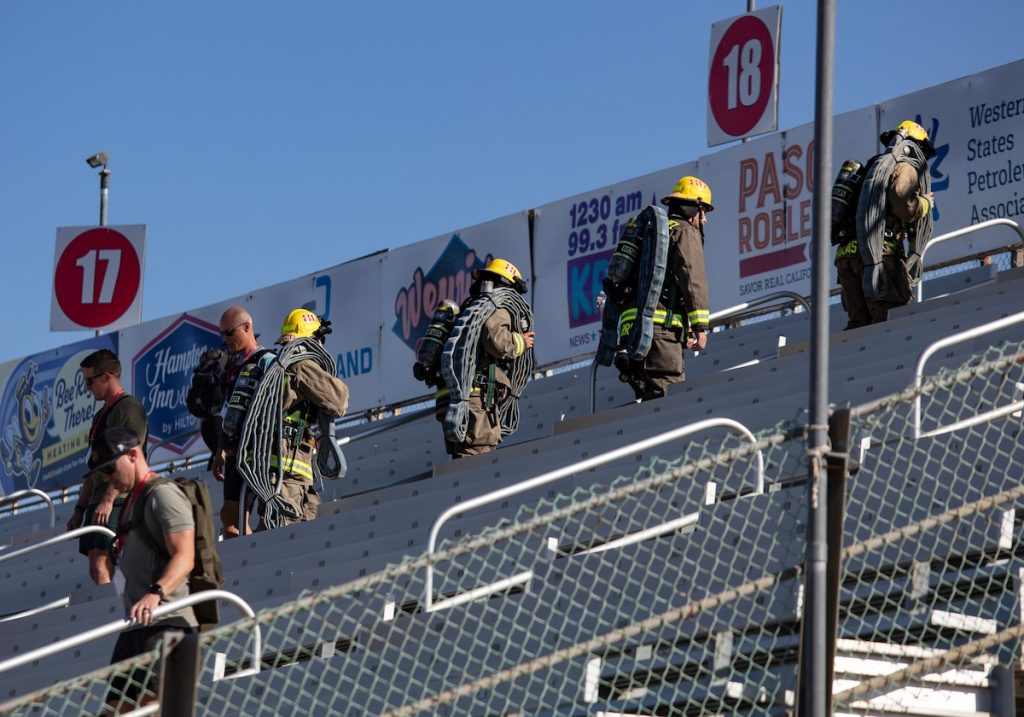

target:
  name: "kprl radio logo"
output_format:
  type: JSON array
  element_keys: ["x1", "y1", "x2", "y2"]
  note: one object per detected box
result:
[
  {"x1": 132, "y1": 314, "x2": 220, "y2": 454},
  {"x1": 392, "y1": 235, "x2": 491, "y2": 352}
]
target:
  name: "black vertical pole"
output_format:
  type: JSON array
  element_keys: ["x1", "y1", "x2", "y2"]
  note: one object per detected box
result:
[
  {"x1": 799, "y1": 0, "x2": 834, "y2": 715},
  {"x1": 99, "y1": 168, "x2": 110, "y2": 227}
]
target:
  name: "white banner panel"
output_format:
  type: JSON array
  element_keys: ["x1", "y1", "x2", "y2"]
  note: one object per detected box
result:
[
  {"x1": 531, "y1": 163, "x2": 697, "y2": 366},
  {"x1": 119, "y1": 275, "x2": 314, "y2": 465},
  {"x1": 378, "y1": 213, "x2": 531, "y2": 406},
  {"x1": 311, "y1": 252, "x2": 386, "y2": 413},
  {"x1": 879, "y1": 59, "x2": 1024, "y2": 265},
  {"x1": 698, "y1": 107, "x2": 878, "y2": 310}
]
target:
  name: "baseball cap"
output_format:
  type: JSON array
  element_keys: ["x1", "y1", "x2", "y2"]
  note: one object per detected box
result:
[{"x1": 89, "y1": 427, "x2": 141, "y2": 476}]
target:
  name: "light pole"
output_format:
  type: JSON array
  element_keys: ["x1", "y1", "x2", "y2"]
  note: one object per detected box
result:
[{"x1": 85, "y1": 151, "x2": 110, "y2": 226}]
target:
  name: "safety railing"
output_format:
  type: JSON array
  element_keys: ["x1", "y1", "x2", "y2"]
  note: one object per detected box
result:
[
  {"x1": 588, "y1": 292, "x2": 810, "y2": 414},
  {"x1": 917, "y1": 218, "x2": 1024, "y2": 301},
  {"x1": 424, "y1": 417, "x2": 765, "y2": 613},
  {"x1": 0, "y1": 488, "x2": 55, "y2": 528},
  {"x1": 912, "y1": 309, "x2": 1024, "y2": 439},
  {"x1": 146, "y1": 429, "x2": 202, "y2": 462},
  {"x1": 0, "y1": 525, "x2": 115, "y2": 565},
  {"x1": 0, "y1": 590, "x2": 260, "y2": 713},
  {"x1": 707, "y1": 290, "x2": 811, "y2": 324},
  {"x1": 335, "y1": 407, "x2": 435, "y2": 447}
]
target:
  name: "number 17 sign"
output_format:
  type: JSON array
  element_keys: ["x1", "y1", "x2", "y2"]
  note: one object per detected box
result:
[
  {"x1": 707, "y1": 5, "x2": 782, "y2": 147},
  {"x1": 51, "y1": 225, "x2": 146, "y2": 331}
]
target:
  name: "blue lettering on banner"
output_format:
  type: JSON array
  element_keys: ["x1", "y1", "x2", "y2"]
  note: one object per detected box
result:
[
  {"x1": 914, "y1": 115, "x2": 950, "y2": 218},
  {"x1": 566, "y1": 249, "x2": 613, "y2": 329},
  {"x1": 337, "y1": 347, "x2": 374, "y2": 379},
  {"x1": 315, "y1": 275, "x2": 332, "y2": 320},
  {"x1": 132, "y1": 314, "x2": 220, "y2": 455},
  {"x1": 0, "y1": 334, "x2": 115, "y2": 494}
]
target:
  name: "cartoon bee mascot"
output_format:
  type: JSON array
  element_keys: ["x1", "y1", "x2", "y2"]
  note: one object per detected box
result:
[{"x1": 1, "y1": 363, "x2": 51, "y2": 488}]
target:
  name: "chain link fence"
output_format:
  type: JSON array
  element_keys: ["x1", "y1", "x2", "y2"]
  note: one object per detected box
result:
[{"x1": 3, "y1": 338, "x2": 1023, "y2": 716}]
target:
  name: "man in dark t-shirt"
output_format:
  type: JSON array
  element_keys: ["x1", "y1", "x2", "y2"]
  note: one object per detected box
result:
[{"x1": 65, "y1": 349, "x2": 149, "y2": 585}]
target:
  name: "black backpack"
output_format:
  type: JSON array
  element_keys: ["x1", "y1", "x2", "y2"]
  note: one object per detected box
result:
[
  {"x1": 130, "y1": 477, "x2": 225, "y2": 627},
  {"x1": 186, "y1": 349, "x2": 228, "y2": 419}
]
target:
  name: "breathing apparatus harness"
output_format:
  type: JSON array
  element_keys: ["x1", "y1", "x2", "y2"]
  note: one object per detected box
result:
[
  {"x1": 440, "y1": 284, "x2": 533, "y2": 444},
  {"x1": 598, "y1": 204, "x2": 673, "y2": 391},
  {"x1": 856, "y1": 133, "x2": 932, "y2": 304},
  {"x1": 235, "y1": 322, "x2": 345, "y2": 529}
]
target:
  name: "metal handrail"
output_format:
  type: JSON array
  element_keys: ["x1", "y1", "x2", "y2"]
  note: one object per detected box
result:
[
  {"x1": 424, "y1": 417, "x2": 766, "y2": 612},
  {"x1": 588, "y1": 292, "x2": 810, "y2": 415},
  {"x1": 0, "y1": 526, "x2": 115, "y2": 565},
  {"x1": 147, "y1": 429, "x2": 201, "y2": 461},
  {"x1": 913, "y1": 310, "x2": 1024, "y2": 439},
  {"x1": 336, "y1": 407, "x2": 435, "y2": 447},
  {"x1": 917, "y1": 219, "x2": 1024, "y2": 301},
  {"x1": 0, "y1": 590, "x2": 260, "y2": 680},
  {"x1": 0, "y1": 489, "x2": 55, "y2": 528},
  {"x1": 708, "y1": 290, "x2": 812, "y2": 324}
]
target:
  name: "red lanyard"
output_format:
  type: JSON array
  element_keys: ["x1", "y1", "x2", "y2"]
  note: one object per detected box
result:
[
  {"x1": 90, "y1": 390, "x2": 126, "y2": 442},
  {"x1": 116, "y1": 470, "x2": 156, "y2": 556}
]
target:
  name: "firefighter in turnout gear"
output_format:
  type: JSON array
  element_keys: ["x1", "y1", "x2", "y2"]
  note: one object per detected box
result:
[
  {"x1": 835, "y1": 120, "x2": 936, "y2": 329},
  {"x1": 616, "y1": 176, "x2": 711, "y2": 401},
  {"x1": 421, "y1": 259, "x2": 535, "y2": 459},
  {"x1": 230, "y1": 309, "x2": 349, "y2": 529}
]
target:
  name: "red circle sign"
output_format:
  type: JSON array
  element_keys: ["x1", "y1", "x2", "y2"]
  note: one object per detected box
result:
[
  {"x1": 54, "y1": 228, "x2": 141, "y2": 328},
  {"x1": 708, "y1": 15, "x2": 775, "y2": 138}
]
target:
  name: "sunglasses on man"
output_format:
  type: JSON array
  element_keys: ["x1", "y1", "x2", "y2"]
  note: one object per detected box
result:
[{"x1": 221, "y1": 321, "x2": 247, "y2": 338}]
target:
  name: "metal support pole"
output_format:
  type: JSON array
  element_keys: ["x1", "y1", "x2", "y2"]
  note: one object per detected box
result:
[
  {"x1": 159, "y1": 630, "x2": 201, "y2": 717},
  {"x1": 824, "y1": 408, "x2": 851, "y2": 716},
  {"x1": 99, "y1": 168, "x2": 110, "y2": 226},
  {"x1": 798, "y1": 0, "x2": 835, "y2": 715}
]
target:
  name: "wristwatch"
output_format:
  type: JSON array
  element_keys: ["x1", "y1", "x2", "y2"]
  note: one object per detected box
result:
[{"x1": 147, "y1": 583, "x2": 165, "y2": 599}]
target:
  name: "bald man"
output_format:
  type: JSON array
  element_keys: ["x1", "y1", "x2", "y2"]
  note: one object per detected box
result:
[{"x1": 210, "y1": 307, "x2": 264, "y2": 538}]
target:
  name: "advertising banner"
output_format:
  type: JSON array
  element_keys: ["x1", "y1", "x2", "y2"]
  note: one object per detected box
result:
[
  {"x1": 311, "y1": 252, "x2": 386, "y2": 413},
  {"x1": 531, "y1": 163, "x2": 697, "y2": 366},
  {"x1": 119, "y1": 274, "x2": 315, "y2": 465},
  {"x1": 878, "y1": 59, "x2": 1024, "y2": 266},
  {"x1": 0, "y1": 334, "x2": 117, "y2": 495},
  {"x1": 698, "y1": 107, "x2": 878, "y2": 310},
  {"x1": 378, "y1": 213, "x2": 531, "y2": 406}
]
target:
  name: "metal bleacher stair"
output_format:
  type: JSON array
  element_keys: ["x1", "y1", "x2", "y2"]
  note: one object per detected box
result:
[{"x1": 1, "y1": 255, "x2": 1022, "y2": 712}]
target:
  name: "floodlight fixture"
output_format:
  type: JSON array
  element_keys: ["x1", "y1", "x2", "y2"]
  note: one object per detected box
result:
[{"x1": 85, "y1": 151, "x2": 109, "y2": 169}]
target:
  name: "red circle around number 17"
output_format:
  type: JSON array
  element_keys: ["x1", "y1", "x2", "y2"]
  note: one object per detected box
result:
[
  {"x1": 708, "y1": 15, "x2": 775, "y2": 138},
  {"x1": 54, "y1": 228, "x2": 141, "y2": 328}
]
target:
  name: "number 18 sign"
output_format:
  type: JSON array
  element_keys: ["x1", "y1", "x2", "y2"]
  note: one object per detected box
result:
[
  {"x1": 707, "y1": 5, "x2": 782, "y2": 147},
  {"x1": 51, "y1": 225, "x2": 146, "y2": 331}
]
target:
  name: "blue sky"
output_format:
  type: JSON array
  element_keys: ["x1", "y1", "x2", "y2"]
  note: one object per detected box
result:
[{"x1": 2, "y1": 0, "x2": 1022, "y2": 363}]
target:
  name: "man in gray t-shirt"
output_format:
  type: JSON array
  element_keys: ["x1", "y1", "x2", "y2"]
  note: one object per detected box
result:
[{"x1": 90, "y1": 427, "x2": 196, "y2": 710}]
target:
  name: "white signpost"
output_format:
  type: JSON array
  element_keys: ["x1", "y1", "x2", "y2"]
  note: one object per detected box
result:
[
  {"x1": 707, "y1": 5, "x2": 782, "y2": 147},
  {"x1": 51, "y1": 224, "x2": 146, "y2": 331}
]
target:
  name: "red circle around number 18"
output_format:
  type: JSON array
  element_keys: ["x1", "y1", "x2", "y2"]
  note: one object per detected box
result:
[
  {"x1": 708, "y1": 15, "x2": 775, "y2": 138},
  {"x1": 54, "y1": 228, "x2": 141, "y2": 328}
]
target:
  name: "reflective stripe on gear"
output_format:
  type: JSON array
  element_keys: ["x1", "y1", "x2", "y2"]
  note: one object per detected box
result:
[
  {"x1": 687, "y1": 309, "x2": 709, "y2": 329},
  {"x1": 617, "y1": 307, "x2": 684, "y2": 337},
  {"x1": 269, "y1": 454, "x2": 315, "y2": 481},
  {"x1": 512, "y1": 333, "x2": 526, "y2": 357}
]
